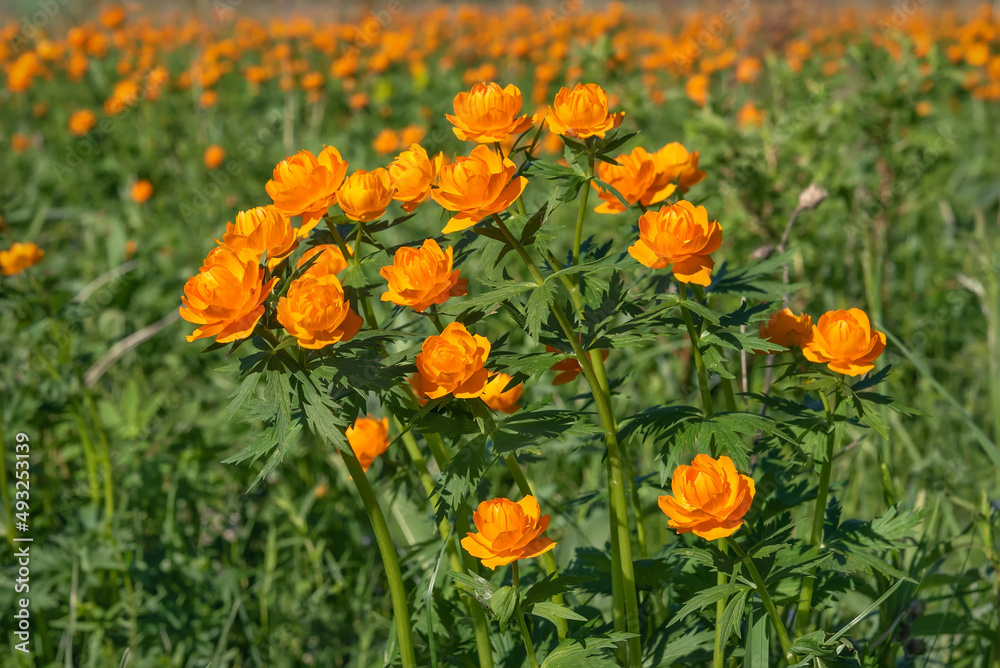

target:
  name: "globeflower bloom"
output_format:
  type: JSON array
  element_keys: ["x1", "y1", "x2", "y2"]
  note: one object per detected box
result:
[
  {"x1": 802, "y1": 308, "x2": 886, "y2": 376},
  {"x1": 336, "y1": 168, "x2": 395, "y2": 222},
  {"x1": 760, "y1": 308, "x2": 812, "y2": 349},
  {"x1": 593, "y1": 146, "x2": 676, "y2": 214},
  {"x1": 388, "y1": 144, "x2": 443, "y2": 213},
  {"x1": 204, "y1": 145, "x2": 226, "y2": 169},
  {"x1": 628, "y1": 201, "x2": 722, "y2": 286},
  {"x1": 179, "y1": 247, "x2": 276, "y2": 343},
  {"x1": 546, "y1": 83, "x2": 625, "y2": 139},
  {"x1": 0, "y1": 242, "x2": 45, "y2": 276},
  {"x1": 68, "y1": 109, "x2": 97, "y2": 136},
  {"x1": 446, "y1": 82, "x2": 535, "y2": 143},
  {"x1": 415, "y1": 322, "x2": 490, "y2": 399},
  {"x1": 461, "y1": 495, "x2": 556, "y2": 570},
  {"x1": 297, "y1": 244, "x2": 350, "y2": 277},
  {"x1": 131, "y1": 180, "x2": 153, "y2": 203},
  {"x1": 480, "y1": 372, "x2": 523, "y2": 414},
  {"x1": 651, "y1": 143, "x2": 706, "y2": 193},
  {"x1": 220, "y1": 206, "x2": 299, "y2": 269},
  {"x1": 431, "y1": 145, "x2": 527, "y2": 233},
  {"x1": 277, "y1": 273, "x2": 363, "y2": 349},
  {"x1": 346, "y1": 415, "x2": 390, "y2": 472},
  {"x1": 380, "y1": 238, "x2": 468, "y2": 312},
  {"x1": 265, "y1": 146, "x2": 348, "y2": 235},
  {"x1": 658, "y1": 454, "x2": 755, "y2": 540}
]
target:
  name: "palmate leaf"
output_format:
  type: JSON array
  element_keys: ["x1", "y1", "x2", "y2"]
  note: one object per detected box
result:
[
  {"x1": 525, "y1": 282, "x2": 556, "y2": 342},
  {"x1": 491, "y1": 409, "x2": 601, "y2": 454},
  {"x1": 540, "y1": 624, "x2": 638, "y2": 668},
  {"x1": 669, "y1": 412, "x2": 787, "y2": 473},
  {"x1": 437, "y1": 281, "x2": 536, "y2": 316},
  {"x1": 433, "y1": 435, "x2": 493, "y2": 524},
  {"x1": 825, "y1": 504, "x2": 925, "y2": 579},
  {"x1": 528, "y1": 601, "x2": 588, "y2": 628},
  {"x1": 667, "y1": 582, "x2": 749, "y2": 628},
  {"x1": 522, "y1": 573, "x2": 596, "y2": 607}
]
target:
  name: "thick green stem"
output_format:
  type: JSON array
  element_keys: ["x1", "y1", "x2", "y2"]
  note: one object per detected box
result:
[
  {"x1": 713, "y1": 540, "x2": 728, "y2": 668},
  {"x1": 513, "y1": 562, "x2": 541, "y2": 668},
  {"x1": 571, "y1": 153, "x2": 595, "y2": 268},
  {"x1": 729, "y1": 539, "x2": 797, "y2": 663},
  {"x1": 680, "y1": 299, "x2": 715, "y2": 420}
]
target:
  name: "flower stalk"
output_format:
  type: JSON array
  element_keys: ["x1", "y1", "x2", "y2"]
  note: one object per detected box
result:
[
  {"x1": 728, "y1": 539, "x2": 797, "y2": 663},
  {"x1": 512, "y1": 562, "x2": 541, "y2": 668}
]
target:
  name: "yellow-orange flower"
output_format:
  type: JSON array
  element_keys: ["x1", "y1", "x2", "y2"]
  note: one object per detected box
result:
[
  {"x1": 131, "y1": 180, "x2": 153, "y2": 203},
  {"x1": 179, "y1": 247, "x2": 276, "y2": 343},
  {"x1": 388, "y1": 144, "x2": 444, "y2": 213},
  {"x1": 346, "y1": 415, "x2": 390, "y2": 472},
  {"x1": 297, "y1": 244, "x2": 350, "y2": 277},
  {"x1": 737, "y1": 102, "x2": 765, "y2": 129},
  {"x1": 802, "y1": 308, "x2": 886, "y2": 376},
  {"x1": 221, "y1": 206, "x2": 298, "y2": 269},
  {"x1": 593, "y1": 146, "x2": 675, "y2": 214},
  {"x1": 415, "y1": 322, "x2": 490, "y2": 399},
  {"x1": 461, "y1": 495, "x2": 556, "y2": 570},
  {"x1": 431, "y1": 145, "x2": 527, "y2": 234},
  {"x1": 651, "y1": 143, "x2": 706, "y2": 193},
  {"x1": 685, "y1": 74, "x2": 709, "y2": 106},
  {"x1": 336, "y1": 168, "x2": 395, "y2": 222},
  {"x1": 658, "y1": 454, "x2": 755, "y2": 540},
  {"x1": 760, "y1": 308, "x2": 812, "y2": 349},
  {"x1": 276, "y1": 273, "x2": 363, "y2": 349},
  {"x1": 380, "y1": 238, "x2": 468, "y2": 312},
  {"x1": 265, "y1": 146, "x2": 348, "y2": 235},
  {"x1": 546, "y1": 83, "x2": 625, "y2": 139},
  {"x1": 68, "y1": 109, "x2": 97, "y2": 137},
  {"x1": 628, "y1": 201, "x2": 722, "y2": 286},
  {"x1": 204, "y1": 145, "x2": 226, "y2": 169},
  {"x1": 372, "y1": 128, "x2": 399, "y2": 155},
  {"x1": 480, "y1": 372, "x2": 523, "y2": 414},
  {"x1": 446, "y1": 82, "x2": 535, "y2": 143},
  {"x1": 1, "y1": 242, "x2": 44, "y2": 276}
]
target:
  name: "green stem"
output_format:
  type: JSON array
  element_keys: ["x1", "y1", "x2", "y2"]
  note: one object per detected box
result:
[
  {"x1": 0, "y1": 403, "x2": 12, "y2": 543},
  {"x1": 680, "y1": 298, "x2": 715, "y2": 420},
  {"x1": 513, "y1": 562, "x2": 541, "y2": 668},
  {"x1": 71, "y1": 403, "x2": 101, "y2": 507},
  {"x1": 571, "y1": 153, "x2": 595, "y2": 269},
  {"x1": 728, "y1": 539, "x2": 797, "y2": 663},
  {"x1": 713, "y1": 540, "x2": 728, "y2": 668}
]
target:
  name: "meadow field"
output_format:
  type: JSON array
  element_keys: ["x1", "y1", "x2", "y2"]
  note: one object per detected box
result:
[{"x1": 1, "y1": 1, "x2": 1000, "y2": 667}]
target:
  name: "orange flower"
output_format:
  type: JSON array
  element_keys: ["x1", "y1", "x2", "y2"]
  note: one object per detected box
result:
[
  {"x1": 204, "y1": 145, "x2": 226, "y2": 169},
  {"x1": 276, "y1": 273, "x2": 363, "y2": 349},
  {"x1": 346, "y1": 415, "x2": 390, "y2": 472},
  {"x1": 11, "y1": 134, "x2": 30, "y2": 153},
  {"x1": 760, "y1": 308, "x2": 812, "y2": 349},
  {"x1": 802, "y1": 308, "x2": 886, "y2": 376},
  {"x1": 297, "y1": 244, "x2": 350, "y2": 277},
  {"x1": 685, "y1": 74, "x2": 709, "y2": 107},
  {"x1": 221, "y1": 206, "x2": 299, "y2": 269},
  {"x1": 431, "y1": 145, "x2": 527, "y2": 234},
  {"x1": 461, "y1": 495, "x2": 556, "y2": 570},
  {"x1": 373, "y1": 128, "x2": 399, "y2": 155},
  {"x1": 546, "y1": 344, "x2": 609, "y2": 385},
  {"x1": 415, "y1": 322, "x2": 490, "y2": 399},
  {"x1": 0, "y1": 242, "x2": 44, "y2": 276},
  {"x1": 628, "y1": 201, "x2": 722, "y2": 286},
  {"x1": 446, "y1": 82, "x2": 535, "y2": 143},
  {"x1": 131, "y1": 180, "x2": 153, "y2": 203},
  {"x1": 735, "y1": 57, "x2": 762, "y2": 83},
  {"x1": 200, "y1": 90, "x2": 218, "y2": 108},
  {"x1": 593, "y1": 146, "x2": 675, "y2": 214},
  {"x1": 480, "y1": 372, "x2": 523, "y2": 414},
  {"x1": 546, "y1": 83, "x2": 625, "y2": 139},
  {"x1": 651, "y1": 143, "x2": 705, "y2": 193},
  {"x1": 380, "y1": 238, "x2": 468, "y2": 312},
  {"x1": 336, "y1": 168, "x2": 395, "y2": 222},
  {"x1": 265, "y1": 146, "x2": 348, "y2": 235},
  {"x1": 737, "y1": 101, "x2": 765, "y2": 128},
  {"x1": 179, "y1": 247, "x2": 276, "y2": 343},
  {"x1": 68, "y1": 109, "x2": 97, "y2": 137},
  {"x1": 399, "y1": 125, "x2": 426, "y2": 146},
  {"x1": 388, "y1": 144, "x2": 444, "y2": 213},
  {"x1": 658, "y1": 454, "x2": 756, "y2": 540}
]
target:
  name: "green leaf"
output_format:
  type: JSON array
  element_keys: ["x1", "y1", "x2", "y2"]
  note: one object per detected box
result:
[
  {"x1": 718, "y1": 587, "x2": 749, "y2": 644},
  {"x1": 528, "y1": 601, "x2": 588, "y2": 627},
  {"x1": 522, "y1": 573, "x2": 595, "y2": 607},
  {"x1": 525, "y1": 282, "x2": 556, "y2": 342},
  {"x1": 745, "y1": 602, "x2": 769, "y2": 668},
  {"x1": 667, "y1": 583, "x2": 745, "y2": 628},
  {"x1": 489, "y1": 586, "x2": 518, "y2": 626},
  {"x1": 492, "y1": 409, "x2": 600, "y2": 454}
]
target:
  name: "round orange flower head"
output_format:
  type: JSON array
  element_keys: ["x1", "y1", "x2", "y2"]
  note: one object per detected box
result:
[
  {"x1": 372, "y1": 128, "x2": 399, "y2": 155},
  {"x1": 68, "y1": 109, "x2": 97, "y2": 137},
  {"x1": 658, "y1": 454, "x2": 755, "y2": 540},
  {"x1": 1, "y1": 242, "x2": 45, "y2": 276},
  {"x1": 480, "y1": 372, "x2": 523, "y2": 414},
  {"x1": 221, "y1": 206, "x2": 299, "y2": 269},
  {"x1": 546, "y1": 83, "x2": 625, "y2": 139},
  {"x1": 802, "y1": 308, "x2": 886, "y2": 376},
  {"x1": 204, "y1": 145, "x2": 226, "y2": 169},
  {"x1": 297, "y1": 244, "x2": 350, "y2": 278},
  {"x1": 265, "y1": 145, "x2": 348, "y2": 236},
  {"x1": 461, "y1": 495, "x2": 556, "y2": 570},
  {"x1": 415, "y1": 322, "x2": 491, "y2": 399},
  {"x1": 131, "y1": 180, "x2": 153, "y2": 203},
  {"x1": 628, "y1": 201, "x2": 722, "y2": 286},
  {"x1": 346, "y1": 415, "x2": 390, "y2": 472},
  {"x1": 651, "y1": 143, "x2": 706, "y2": 193},
  {"x1": 431, "y1": 145, "x2": 528, "y2": 234},
  {"x1": 276, "y1": 273, "x2": 363, "y2": 349},
  {"x1": 593, "y1": 146, "x2": 676, "y2": 214},
  {"x1": 336, "y1": 168, "x2": 395, "y2": 222},
  {"x1": 388, "y1": 144, "x2": 444, "y2": 213},
  {"x1": 179, "y1": 247, "x2": 277, "y2": 343},
  {"x1": 446, "y1": 82, "x2": 535, "y2": 143},
  {"x1": 380, "y1": 238, "x2": 468, "y2": 312},
  {"x1": 760, "y1": 308, "x2": 812, "y2": 349}
]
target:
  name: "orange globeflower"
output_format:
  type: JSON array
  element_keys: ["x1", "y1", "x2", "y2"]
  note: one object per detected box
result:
[
  {"x1": 737, "y1": 101, "x2": 765, "y2": 128},
  {"x1": 265, "y1": 145, "x2": 348, "y2": 236},
  {"x1": 0, "y1": 242, "x2": 45, "y2": 276},
  {"x1": 802, "y1": 308, "x2": 886, "y2": 376},
  {"x1": 380, "y1": 238, "x2": 468, "y2": 312},
  {"x1": 337, "y1": 168, "x2": 395, "y2": 222},
  {"x1": 446, "y1": 82, "x2": 535, "y2": 143},
  {"x1": 346, "y1": 415, "x2": 390, "y2": 472},
  {"x1": 685, "y1": 74, "x2": 709, "y2": 106},
  {"x1": 276, "y1": 273, "x2": 363, "y2": 349},
  {"x1": 651, "y1": 143, "x2": 706, "y2": 193},
  {"x1": 593, "y1": 146, "x2": 675, "y2": 214},
  {"x1": 480, "y1": 372, "x2": 523, "y2": 414},
  {"x1": 546, "y1": 83, "x2": 625, "y2": 139},
  {"x1": 431, "y1": 145, "x2": 527, "y2": 234},
  {"x1": 372, "y1": 128, "x2": 399, "y2": 155},
  {"x1": 131, "y1": 180, "x2": 153, "y2": 203},
  {"x1": 68, "y1": 109, "x2": 97, "y2": 136},
  {"x1": 179, "y1": 247, "x2": 276, "y2": 343},
  {"x1": 760, "y1": 308, "x2": 812, "y2": 349},
  {"x1": 415, "y1": 322, "x2": 490, "y2": 399},
  {"x1": 461, "y1": 495, "x2": 556, "y2": 570},
  {"x1": 388, "y1": 144, "x2": 444, "y2": 213},
  {"x1": 658, "y1": 454, "x2": 756, "y2": 540},
  {"x1": 204, "y1": 145, "x2": 226, "y2": 169},
  {"x1": 628, "y1": 201, "x2": 722, "y2": 286},
  {"x1": 220, "y1": 206, "x2": 299, "y2": 269},
  {"x1": 297, "y1": 244, "x2": 350, "y2": 277}
]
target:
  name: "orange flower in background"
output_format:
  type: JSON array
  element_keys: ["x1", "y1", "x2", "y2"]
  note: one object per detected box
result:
[
  {"x1": 336, "y1": 168, "x2": 395, "y2": 222},
  {"x1": 131, "y1": 180, "x2": 154, "y2": 203},
  {"x1": 546, "y1": 83, "x2": 625, "y2": 139},
  {"x1": 432, "y1": 145, "x2": 527, "y2": 233},
  {"x1": 461, "y1": 495, "x2": 556, "y2": 570},
  {"x1": 221, "y1": 206, "x2": 299, "y2": 269},
  {"x1": 480, "y1": 372, "x2": 523, "y2": 414},
  {"x1": 399, "y1": 125, "x2": 427, "y2": 146},
  {"x1": 802, "y1": 308, "x2": 886, "y2": 376},
  {"x1": 628, "y1": 201, "x2": 721, "y2": 286},
  {"x1": 388, "y1": 144, "x2": 444, "y2": 212},
  {"x1": 447, "y1": 82, "x2": 535, "y2": 143},
  {"x1": 373, "y1": 128, "x2": 399, "y2": 155},
  {"x1": 415, "y1": 322, "x2": 490, "y2": 399},
  {"x1": 1, "y1": 242, "x2": 44, "y2": 276},
  {"x1": 737, "y1": 101, "x2": 765, "y2": 128},
  {"x1": 11, "y1": 134, "x2": 30, "y2": 153},
  {"x1": 297, "y1": 244, "x2": 350, "y2": 277},
  {"x1": 685, "y1": 73, "x2": 709, "y2": 106},
  {"x1": 546, "y1": 343, "x2": 609, "y2": 385},
  {"x1": 346, "y1": 415, "x2": 390, "y2": 472},
  {"x1": 266, "y1": 145, "x2": 348, "y2": 235},
  {"x1": 593, "y1": 146, "x2": 675, "y2": 214},
  {"x1": 760, "y1": 308, "x2": 812, "y2": 349},
  {"x1": 100, "y1": 5, "x2": 127, "y2": 29},
  {"x1": 735, "y1": 56, "x2": 762, "y2": 83},
  {"x1": 276, "y1": 273, "x2": 363, "y2": 349},
  {"x1": 68, "y1": 109, "x2": 97, "y2": 137},
  {"x1": 179, "y1": 247, "x2": 276, "y2": 343},
  {"x1": 380, "y1": 238, "x2": 468, "y2": 312},
  {"x1": 651, "y1": 143, "x2": 706, "y2": 193},
  {"x1": 658, "y1": 454, "x2": 756, "y2": 540},
  {"x1": 200, "y1": 90, "x2": 218, "y2": 108},
  {"x1": 204, "y1": 145, "x2": 226, "y2": 169},
  {"x1": 915, "y1": 101, "x2": 933, "y2": 117}
]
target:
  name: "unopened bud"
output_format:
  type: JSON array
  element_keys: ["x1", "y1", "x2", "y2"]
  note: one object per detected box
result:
[{"x1": 798, "y1": 183, "x2": 828, "y2": 211}]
